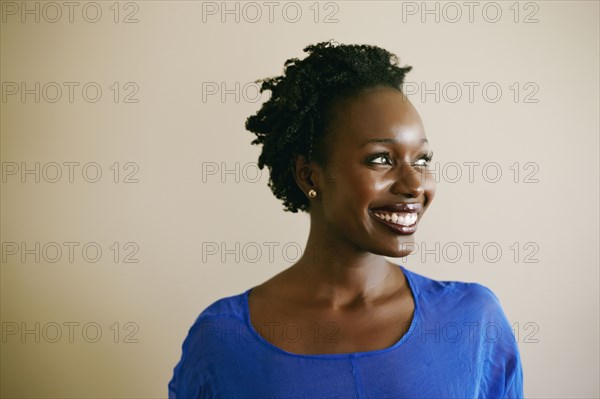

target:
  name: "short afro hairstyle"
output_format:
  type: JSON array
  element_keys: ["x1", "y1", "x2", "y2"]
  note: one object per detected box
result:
[{"x1": 245, "y1": 40, "x2": 413, "y2": 213}]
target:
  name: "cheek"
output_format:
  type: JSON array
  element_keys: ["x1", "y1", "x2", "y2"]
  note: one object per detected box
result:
[
  {"x1": 323, "y1": 170, "x2": 379, "y2": 217},
  {"x1": 372, "y1": 178, "x2": 390, "y2": 192},
  {"x1": 334, "y1": 170, "x2": 380, "y2": 204},
  {"x1": 423, "y1": 175, "x2": 436, "y2": 209}
]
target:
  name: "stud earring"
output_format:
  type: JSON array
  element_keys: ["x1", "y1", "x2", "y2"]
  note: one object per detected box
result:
[{"x1": 308, "y1": 189, "x2": 317, "y2": 198}]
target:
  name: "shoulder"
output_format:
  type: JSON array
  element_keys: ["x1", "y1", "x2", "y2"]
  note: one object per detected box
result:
[
  {"x1": 168, "y1": 289, "x2": 251, "y2": 398},
  {"x1": 402, "y1": 266, "x2": 511, "y2": 322},
  {"x1": 402, "y1": 266, "x2": 499, "y2": 302},
  {"x1": 197, "y1": 289, "x2": 248, "y2": 320},
  {"x1": 173, "y1": 289, "x2": 251, "y2": 363},
  {"x1": 180, "y1": 289, "x2": 250, "y2": 349},
  {"x1": 403, "y1": 267, "x2": 523, "y2": 396}
]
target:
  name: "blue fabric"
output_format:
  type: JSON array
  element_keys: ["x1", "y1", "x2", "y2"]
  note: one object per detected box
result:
[{"x1": 169, "y1": 265, "x2": 524, "y2": 398}]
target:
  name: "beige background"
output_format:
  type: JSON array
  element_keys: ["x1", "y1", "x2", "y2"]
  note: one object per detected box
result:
[{"x1": 1, "y1": 1, "x2": 598, "y2": 397}]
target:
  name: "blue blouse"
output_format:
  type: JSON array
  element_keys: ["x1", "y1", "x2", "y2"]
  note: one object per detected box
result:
[{"x1": 169, "y1": 265, "x2": 524, "y2": 398}]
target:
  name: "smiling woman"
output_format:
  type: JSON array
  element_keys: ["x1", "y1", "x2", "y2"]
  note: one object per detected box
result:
[{"x1": 168, "y1": 40, "x2": 524, "y2": 399}]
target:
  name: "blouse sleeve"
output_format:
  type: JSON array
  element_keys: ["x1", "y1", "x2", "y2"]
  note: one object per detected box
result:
[
  {"x1": 168, "y1": 315, "x2": 212, "y2": 399},
  {"x1": 504, "y1": 354, "x2": 524, "y2": 399},
  {"x1": 476, "y1": 284, "x2": 525, "y2": 399}
]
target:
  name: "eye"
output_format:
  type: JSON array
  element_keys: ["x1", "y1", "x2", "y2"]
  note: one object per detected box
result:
[
  {"x1": 413, "y1": 151, "x2": 434, "y2": 168},
  {"x1": 367, "y1": 153, "x2": 393, "y2": 166}
]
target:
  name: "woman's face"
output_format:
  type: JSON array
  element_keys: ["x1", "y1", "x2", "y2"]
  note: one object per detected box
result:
[{"x1": 313, "y1": 85, "x2": 435, "y2": 258}]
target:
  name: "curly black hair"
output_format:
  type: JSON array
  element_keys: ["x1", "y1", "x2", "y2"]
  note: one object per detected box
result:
[{"x1": 245, "y1": 40, "x2": 413, "y2": 213}]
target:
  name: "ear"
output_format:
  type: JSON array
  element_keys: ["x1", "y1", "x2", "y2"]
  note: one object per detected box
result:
[{"x1": 292, "y1": 154, "x2": 321, "y2": 196}]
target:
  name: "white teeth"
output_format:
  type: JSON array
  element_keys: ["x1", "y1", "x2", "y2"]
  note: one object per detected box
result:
[{"x1": 374, "y1": 212, "x2": 417, "y2": 227}]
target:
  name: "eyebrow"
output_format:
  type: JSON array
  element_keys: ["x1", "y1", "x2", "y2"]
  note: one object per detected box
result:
[{"x1": 361, "y1": 138, "x2": 428, "y2": 147}]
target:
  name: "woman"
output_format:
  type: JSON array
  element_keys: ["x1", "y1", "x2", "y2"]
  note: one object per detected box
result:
[{"x1": 169, "y1": 40, "x2": 524, "y2": 398}]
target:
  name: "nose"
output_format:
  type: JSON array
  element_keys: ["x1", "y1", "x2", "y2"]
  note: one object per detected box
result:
[{"x1": 390, "y1": 162, "x2": 425, "y2": 198}]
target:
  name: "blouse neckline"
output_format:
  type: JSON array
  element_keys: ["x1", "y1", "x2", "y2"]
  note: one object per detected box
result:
[{"x1": 242, "y1": 264, "x2": 420, "y2": 359}]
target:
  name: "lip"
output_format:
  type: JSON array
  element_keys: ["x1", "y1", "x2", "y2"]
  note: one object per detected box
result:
[
  {"x1": 369, "y1": 202, "x2": 423, "y2": 214},
  {"x1": 369, "y1": 203, "x2": 422, "y2": 235}
]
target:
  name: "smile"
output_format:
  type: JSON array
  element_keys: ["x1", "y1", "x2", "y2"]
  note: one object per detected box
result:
[
  {"x1": 369, "y1": 209, "x2": 419, "y2": 235},
  {"x1": 373, "y1": 211, "x2": 417, "y2": 227}
]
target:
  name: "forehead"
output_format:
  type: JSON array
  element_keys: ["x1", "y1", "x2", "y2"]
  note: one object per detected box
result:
[{"x1": 327, "y1": 86, "x2": 425, "y2": 147}]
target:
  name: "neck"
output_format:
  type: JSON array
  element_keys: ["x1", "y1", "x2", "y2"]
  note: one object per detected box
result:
[{"x1": 289, "y1": 212, "x2": 401, "y2": 310}]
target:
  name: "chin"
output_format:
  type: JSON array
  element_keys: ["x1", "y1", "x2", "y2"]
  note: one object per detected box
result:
[
  {"x1": 365, "y1": 239, "x2": 417, "y2": 259},
  {"x1": 390, "y1": 237, "x2": 419, "y2": 258}
]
